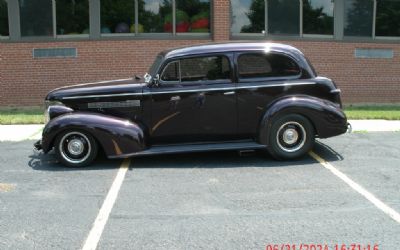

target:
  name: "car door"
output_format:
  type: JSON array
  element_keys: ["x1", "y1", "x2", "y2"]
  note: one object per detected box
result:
[
  {"x1": 234, "y1": 51, "x2": 303, "y2": 140},
  {"x1": 149, "y1": 53, "x2": 237, "y2": 145}
]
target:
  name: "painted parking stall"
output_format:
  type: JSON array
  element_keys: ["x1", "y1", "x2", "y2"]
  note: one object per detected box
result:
[{"x1": 0, "y1": 133, "x2": 400, "y2": 249}]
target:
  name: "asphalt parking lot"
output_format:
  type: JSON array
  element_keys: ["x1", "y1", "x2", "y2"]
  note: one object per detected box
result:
[{"x1": 0, "y1": 133, "x2": 399, "y2": 250}]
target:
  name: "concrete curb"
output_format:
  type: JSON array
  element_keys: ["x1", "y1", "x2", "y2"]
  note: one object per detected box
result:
[
  {"x1": 0, "y1": 125, "x2": 44, "y2": 142},
  {"x1": 0, "y1": 120, "x2": 399, "y2": 142}
]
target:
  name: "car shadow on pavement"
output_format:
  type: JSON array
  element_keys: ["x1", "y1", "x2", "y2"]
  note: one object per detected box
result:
[
  {"x1": 28, "y1": 150, "x2": 122, "y2": 171},
  {"x1": 28, "y1": 141, "x2": 343, "y2": 171},
  {"x1": 130, "y1": 142, "x2": 344, "y2": 169},
  {"x1": 313, "y1": 140, "x2": 344, "y2": 162}
]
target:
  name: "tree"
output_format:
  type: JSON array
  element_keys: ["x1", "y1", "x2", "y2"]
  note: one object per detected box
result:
[
  {"x1": 344, "y1": 0, "x2": 373, "y2": 36},
  {"x1": 56, "y1": 0, "x2": 89, "y2": 34},
  {"x1": 0, "y1": 0, "x2": 8, "y2": 36},
  {"x1": 20, "y1": 0, "x2": 53, "y2": 36},
  {"x1": 240, "y1": 0, "x2": 264, "y2": 33},
  {"x1": 303, "y1": 0, "x2": 333, "y2": 35},
  {"x1": 376, "y1": 0, "x2": 400, "y2": 37}
]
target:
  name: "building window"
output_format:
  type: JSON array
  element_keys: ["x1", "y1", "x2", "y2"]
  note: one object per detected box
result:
[
  {"x1": 303, "y1": 0, "x2": 334, "y2": 35},
  {"x1": 19, "y1": 0, "x2": 89, "y2": 37},
  {"x1": 139, "y1": 0, "x2": 172, "y2": 33},
  {"x1": 99, "y1": 0, "x2": 210, "y2": 35},
  {"x1": 230, "y1": 0, "x2": 333, "y2": 37},
  {"x1": 344, "y1": 0, "x2": 374, "y2": 37},
  {"x1": 101, "y1": 0, "x2": 136, "y2": 34},
  {"x1": 268, "y1": 0, "x2": 300, "y2": 35},
  {"x1": 56, "y1": 0, "x2": 89, "y2": 36},
  {"x1": 230, "y1": 0, "x2": 265, "y2": 34},
  {"x1": 238, "y1": 53, "x2": 300, "y2": 79},
  {"x1": 376, "y1": 0, "x2": 400, "y2": 37},
  {"x1": 0, "y1": 0, "x2": 8, "y2": 37},
  {"x1": 20, "y1": 0, "x2": 53, "y2": 37},
  {"x1": 175, "y1": 0, "x2": 210, "y2": 33}
]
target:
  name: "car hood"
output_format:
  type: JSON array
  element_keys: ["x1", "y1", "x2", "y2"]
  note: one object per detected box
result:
[{"x1": 46, "y1": 78, "x2": 146, "y2": 101}]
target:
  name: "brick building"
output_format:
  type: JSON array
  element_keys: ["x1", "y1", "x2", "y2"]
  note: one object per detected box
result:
[{"x1": 0, "y1": 0, "x2": 399, "y2": 106}]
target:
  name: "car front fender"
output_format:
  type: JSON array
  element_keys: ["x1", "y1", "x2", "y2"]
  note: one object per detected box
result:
[
  {"x1": 258, "y1": 96, "x2": 348, "y2": 145},
  {"x1": 41, "y1": 112, "x2": 146, "y2": 158}
]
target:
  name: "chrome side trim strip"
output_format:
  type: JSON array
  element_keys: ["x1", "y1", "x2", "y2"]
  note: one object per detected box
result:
[
  {"x1": 61, "y1": 82, "x2": 316, "y2": 100},
  {"x1": 88, "y1": 100, "x2": 141, "y2": 109},
  {"x1": 62, "y1": 92, "x2": 143, "y2": 100},
  {"x1": 149, "y1": 82, "x2": 316, "y2": 95}
]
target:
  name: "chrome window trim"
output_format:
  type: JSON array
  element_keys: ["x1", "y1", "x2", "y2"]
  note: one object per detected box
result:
[{"x1": 61, "y1": 82, "x2": 316, "y2": 99}]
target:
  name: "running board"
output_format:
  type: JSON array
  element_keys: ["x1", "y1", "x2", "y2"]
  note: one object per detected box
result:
[{"x1": 110, "y1": 142, "x2": 267, "y2": 158}]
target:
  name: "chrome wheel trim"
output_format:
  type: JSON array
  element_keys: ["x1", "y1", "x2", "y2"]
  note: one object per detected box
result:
[
  {"x1": 276, "y1": 121, "x2": 306, "y2": 153},
  {"x1": 59, "y1": 132, "x2": 91, "y2": 164},
  {"x1": 67, "y1": 139, "x2": 85, "y2": 156}
]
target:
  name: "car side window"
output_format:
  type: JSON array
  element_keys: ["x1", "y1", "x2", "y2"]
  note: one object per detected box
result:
[
  {"x1": 181, "y1": 56, "x2": 231, "y2": 83},
  {"x1": 161, "y1": 61, "x2": 180, "y2": 82},
  {"x1": 238, "y1": 52, "x2": 300, "y2": 79}
]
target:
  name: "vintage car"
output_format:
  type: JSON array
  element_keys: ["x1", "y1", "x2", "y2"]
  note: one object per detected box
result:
[{"x1": 34, "y1": 42, "x2": 348, "y2": 167}]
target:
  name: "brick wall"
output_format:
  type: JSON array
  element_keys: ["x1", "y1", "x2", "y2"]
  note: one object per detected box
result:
[{"x1": 0, "y1": 0, "x2": 399, "y2": 106}]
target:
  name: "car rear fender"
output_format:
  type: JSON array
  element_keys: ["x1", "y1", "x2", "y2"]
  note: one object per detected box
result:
[
  {"x1": 41, "y1": 112, "x2": 146, "y2": 158},
  {"x1": 258, "y1": 96, "x2": 347, "y2": 145}
]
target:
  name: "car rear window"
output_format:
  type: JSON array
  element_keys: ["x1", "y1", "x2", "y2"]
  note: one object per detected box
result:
[{"x1": 238, "y1": 52, "x2": 301, "y2": 79}]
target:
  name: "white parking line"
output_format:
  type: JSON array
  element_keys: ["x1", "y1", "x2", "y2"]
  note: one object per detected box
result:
[
  {"x1": 82, "y1": 159, "x2": 131, "y2": 250},
  {"x1": 309, "y1": 151, "x2": 400, "y2": 224}
]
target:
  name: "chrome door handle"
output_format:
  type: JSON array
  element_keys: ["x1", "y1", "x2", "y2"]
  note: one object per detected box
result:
[
  {"x1": 223, "y1": 91, "x2": 235, "y2": 96},
  {"x1": 170, "y1": 96, "x2": 181, "y2": 101}
]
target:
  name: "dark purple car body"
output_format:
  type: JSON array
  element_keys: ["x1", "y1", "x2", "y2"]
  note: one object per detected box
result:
[{"x1": 34, "y1": 42, "x2": 348, "y2": 167}]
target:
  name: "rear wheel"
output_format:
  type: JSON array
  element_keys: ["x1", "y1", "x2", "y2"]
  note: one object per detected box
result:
[
  {"x1": 267, "y1": 114, "x2": 315, "y2": 160},
  {"x1": 54, "y1": 130, "x2": 98, "y2": 167}
]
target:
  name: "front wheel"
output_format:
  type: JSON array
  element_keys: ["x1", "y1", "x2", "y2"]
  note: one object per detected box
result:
[
  {"x1": 267, "y1": 114, "x2": 315, "y2": 160},
  {"x1": 54, "y1": 130, "x2": 98, "y2": 167}
]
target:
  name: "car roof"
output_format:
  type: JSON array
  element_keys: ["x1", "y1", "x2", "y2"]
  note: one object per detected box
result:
[{"x1": 161, "y1": 42, "x2": 305, "y2": 61}]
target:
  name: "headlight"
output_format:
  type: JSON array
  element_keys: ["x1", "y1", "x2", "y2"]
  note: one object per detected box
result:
[
  {"x1": 44, "y1": 101, "x2": 73, "y2": 124},
  {"x1": 44, "y1": 101, "x2": 63, "y2": 125},
  {"x1": 45, "y1": 100, "x2": 64, "y2": 109},
  {"x1": 44, "y1": 107, "x2": 50, "y2": 124}
]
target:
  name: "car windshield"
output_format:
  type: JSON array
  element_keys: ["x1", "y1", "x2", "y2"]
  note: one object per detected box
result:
[{"x1": 147, "y1": 55, "x2": 163, "y2": 78}]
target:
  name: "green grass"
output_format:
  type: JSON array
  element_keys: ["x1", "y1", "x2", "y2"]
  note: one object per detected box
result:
[
  {"x1": 0, "y1": 105, "x2": 399, "y2": 125},
  {"x1": 344, "y1": 105, "x2": 400, "y2": 120},
  {"x1": 0, "y1": 107, "x2": 44, "y2": 125}
]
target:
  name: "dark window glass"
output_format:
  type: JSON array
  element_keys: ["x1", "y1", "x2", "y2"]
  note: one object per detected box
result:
[
  {"x1": 161, "y1": 61, "x2": 180, "y2": 82},
  {"x1": 56, "y1": 0, "x2": 89, "y2": 35},
  {"x1": 268, "y1": 0, "x2": 300, "y2": 35},
  {"x1": 0, "y1": 0, "x2": 8, "y2": 36},
  {"x1": 303, "y1": 0, "x2": 334, "y2": 35},
  {"x1": 101, "y1": 0, "x2": 135, "y2": 34},
  {"x1": 139, "y1": 0, "x2": 172, "y2": 33},
  {"x1": 344, "y1": 0, "x2": 373, "y2": 37},
  {"x1": 231, "y1": 0, "x2": 265, "y2": 34},
  {"x1": 238, "y1": 53, "x2": 300, "y2": 79},
  {"x1": 20, "y1": 0, "x2": 53, "y2": 37},
  {"x1": 180, "y1": 56, "x2": 231, "y2": 82},
  {"x1": 376, "y1": 0, "x2": 400, "y2": 37},
  {"x1": 175, "y1": 0, "x2": 210, "y2": 33}
]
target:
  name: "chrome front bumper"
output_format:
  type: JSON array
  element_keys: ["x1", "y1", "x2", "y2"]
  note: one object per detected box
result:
[
  {"x1": 347, "y1": 122, "x2": 352, "y2": 133},
  {"x1": 34, "y1": 140, "x2": 42, "y2": 151}
]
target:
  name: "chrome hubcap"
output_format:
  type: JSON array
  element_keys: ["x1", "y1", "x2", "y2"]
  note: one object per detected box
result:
[
  {"x1": 282, "y1": 128, "x2": 299, "y2": 145},
  {"x1": 276, "y1": 121, "x2": 306, "y2": 153},
  {"x1": 67, "y1": 139, "x2": 84, "y2": 156},
  {"x1": 59, "y1": 132, "x2": 91, "y2": 164}
]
